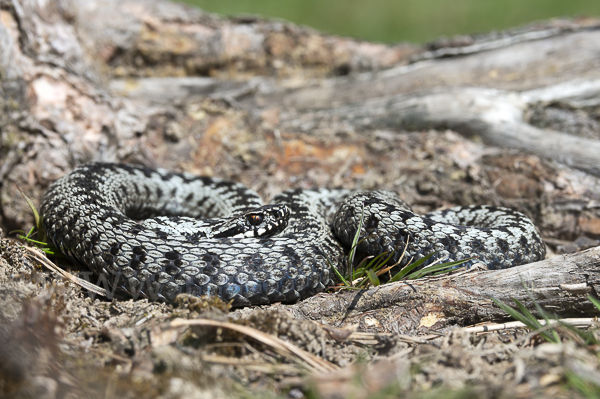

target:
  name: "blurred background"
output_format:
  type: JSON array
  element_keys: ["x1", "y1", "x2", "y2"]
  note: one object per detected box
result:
[{"x1": 179, "y1": 0, "x2": 600, "y2": 43}]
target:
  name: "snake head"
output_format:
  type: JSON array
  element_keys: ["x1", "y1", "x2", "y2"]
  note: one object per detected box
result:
[{"x1": 213, "y1": 204, "x2": 291, "y2": 239}]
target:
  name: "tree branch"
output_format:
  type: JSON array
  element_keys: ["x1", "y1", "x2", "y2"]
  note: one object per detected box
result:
[{"x1": 272, "y1": 247, "x2": 600, "y2": 334}]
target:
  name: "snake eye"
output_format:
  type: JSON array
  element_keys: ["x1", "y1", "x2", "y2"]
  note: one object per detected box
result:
[{"x1": 247, "y1": 214, "x2": 263, "y2": 226}]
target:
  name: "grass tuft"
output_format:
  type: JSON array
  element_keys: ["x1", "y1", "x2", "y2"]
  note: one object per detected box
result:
[
  {"x1": 492, "y1": 284, "x2": 600, "y2": 346},
  {"x1": 10, "y1": 187, "x2": 61, "y2": 257},
  {"x1": 330, "y1": 204, "x2": 473, "y2": 291}
]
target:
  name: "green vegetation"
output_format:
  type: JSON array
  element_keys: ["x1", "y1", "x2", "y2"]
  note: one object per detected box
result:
[
  {"x1": 493, "y1": 290, "x2": 600, "y2": 346},
  {"x1": 177, "y1": 0, "x2": 600, "y2": 43},
  {"x1": 10, "y1": 188, "x2": 60, "y2": 256},
  {"x1": 494, "y1": 293, "x2": 600, "y2": 397},
  {"x1": 329, "y1": 206, "x2": 472, "y2": 290}
]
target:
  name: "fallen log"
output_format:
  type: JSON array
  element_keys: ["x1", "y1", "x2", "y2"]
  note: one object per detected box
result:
[{"x1": 272, "y1": 246, "x2": 600, "y2": 334}]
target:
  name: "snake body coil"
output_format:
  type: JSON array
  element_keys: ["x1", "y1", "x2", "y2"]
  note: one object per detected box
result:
[{"x1": 41, "y1": 163, "x2": 545, "y2": 306}]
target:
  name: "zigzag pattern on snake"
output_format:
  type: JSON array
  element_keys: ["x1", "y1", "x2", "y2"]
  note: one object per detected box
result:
[{"x1": 41, "y1": 163, "x2": 546, "y2": 307}]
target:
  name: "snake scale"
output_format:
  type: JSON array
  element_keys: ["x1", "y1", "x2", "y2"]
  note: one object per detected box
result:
[{"x1": 41, "y1": 163, "x2": 545, "y2": 307}]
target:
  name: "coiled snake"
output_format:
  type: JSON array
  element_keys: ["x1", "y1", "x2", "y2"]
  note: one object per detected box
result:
[{"x1": 41, "y1": 163, "x2": 545, "y2": 307}]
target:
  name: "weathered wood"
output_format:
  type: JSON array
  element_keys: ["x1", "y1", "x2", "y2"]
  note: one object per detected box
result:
[
  {"x1": 102, "y1": 17, "x2": 600, "y2": 176},
  {"x1": 248, "y1": 24, "x2": 600, "y2": 109},
  {"x1": 278, "y1": 86, "x2": 600, "y2": 176},
  {"x1": 274, "y1": 247, "x2": 600, "y2": 333}
]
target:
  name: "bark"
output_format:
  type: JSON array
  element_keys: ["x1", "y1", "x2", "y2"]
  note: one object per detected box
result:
[
  {"x1": 278, "y1": 86, "x2": 600, "y2": 176},
  {"x1": 274, "y1": 247, "x2": 600, "y2": 334},
  {"x1": 2, "y1": 0, "x2": 600, "y2": 334}
]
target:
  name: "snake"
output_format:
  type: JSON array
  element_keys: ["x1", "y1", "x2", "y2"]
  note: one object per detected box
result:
[{"x1": 40, "y1": 163, "x2": 546, "y2": 307}]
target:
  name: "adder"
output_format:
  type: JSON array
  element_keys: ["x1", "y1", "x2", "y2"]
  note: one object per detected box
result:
[{"x1": 41, "y1": 163, "x2": 546, "y2": 307}]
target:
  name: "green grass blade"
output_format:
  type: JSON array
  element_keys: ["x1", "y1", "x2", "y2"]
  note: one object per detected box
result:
[
  {"x1": 359, "y1": 252, "x2": 388, "y2": 273},
  {"x1": 380, "y1": 247, "x2": 399, "y2": 267},
  {"x1": 325, "y1": 255, "x2": 352, "y2": 287},
  {"x1": 16, "y1": 235, "x2": 64, "y2": 257},
  {"x1": 17, "y1": 236, "x2": 52, "y2": 246},
  {"x1": 491, "y1": 297, "x2": 539, "y2": 329},
  {"x1": 430, "y1": 265, "x2": 466, "y2": 276},
  {"x1": 565, "y1": 370, "x2": 600, "y2": 398},
  {"x1": 522, "y1": 282, "x2": 561, "y2": 343},
  {"x1": 17, "y1": 186, "x2": 46, "y2": 242},
  {"x1": 491, "y1": 297, "x2": 558, "y2": 343},
  {"x1": 25, "y1": 226, "x2": 36, "y2": 239},
  {"x1": 373, "y1": 246, "x2": 401, "y2": 274},
  {"x1": 511, "y1": 298, "x2": 544, "y2": 330},
  {"x1": 407, "y1": 257, "x2": 472, "y2": 279},
  {"x1": 333, "y1": 264, "x2": 351, "y2": 287},
  {"x1": 354, "y1": 252, "x2": 387, "y2": 275},
  {"x1": 353, "y1": 256, "x2": 373, "y2": 275},
  {"x1": 588, "y1": 295, "x2": 600, "y2": 313},
  {"x1": 366, "y1": 269, "x2": 380, "y2": 287},
  {"x1": 347, "y1": 205, "x2": 365, "y2": 277},
  {"x1": 355, "y1": 234, "x2": 377, "y2": 247},
  {"x1": 388, "y1": 252, "x2": 437, "y2": 283},
  {"x1": 357, "y1": 244, "x2": 403, "y2": 276}
]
